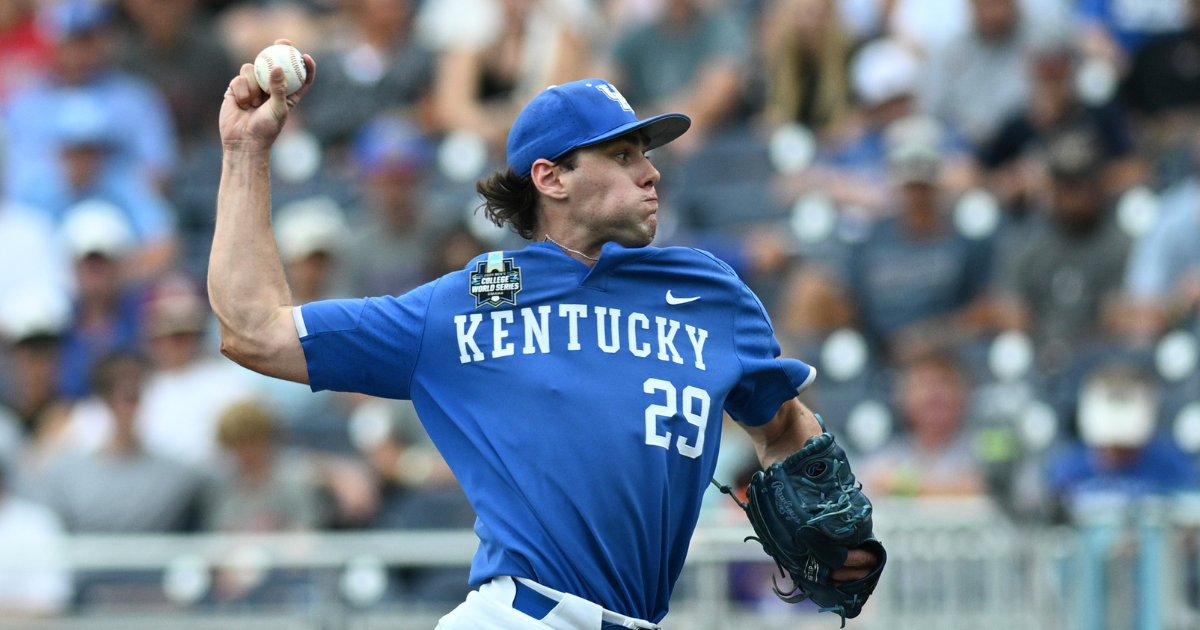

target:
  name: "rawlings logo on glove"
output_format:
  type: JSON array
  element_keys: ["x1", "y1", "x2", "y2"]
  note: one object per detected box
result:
[{"x1": 713, "y1": 424, "x2": 886, "y2": 627}]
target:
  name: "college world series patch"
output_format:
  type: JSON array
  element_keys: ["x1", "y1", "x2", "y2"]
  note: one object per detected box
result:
[{"x1": 469, "y1": 252, "x2": 522, "y2": 308}]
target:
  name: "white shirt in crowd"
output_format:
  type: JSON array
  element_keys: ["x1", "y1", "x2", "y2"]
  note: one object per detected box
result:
[{"x1": 0, "y1": 494, "x2": 71, "y2": 615}]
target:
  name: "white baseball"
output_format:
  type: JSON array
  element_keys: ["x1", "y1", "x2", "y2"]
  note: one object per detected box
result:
[{"x1": 254, "y1": 44, "x2": 307, "y2": 96}]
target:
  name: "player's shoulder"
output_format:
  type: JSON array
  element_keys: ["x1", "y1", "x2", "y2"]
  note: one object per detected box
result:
[{"x1": 645, "y1": 245, "x2": 742, "y2": 278}]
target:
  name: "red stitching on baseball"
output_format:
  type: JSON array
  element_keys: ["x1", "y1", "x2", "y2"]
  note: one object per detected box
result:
[{"x1": 288, "y1": 48, "x2": 303, "y2": 83}]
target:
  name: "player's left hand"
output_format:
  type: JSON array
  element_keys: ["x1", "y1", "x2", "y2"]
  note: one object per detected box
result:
[
  {"x1": 219, "y1": 38, "x2": 315, "y2": 154},
  {"x1": 716, "y1": 430, "x2": 887, "y2": 626},
  {"x1": 831, "y1": 546, "x2": 881, "y2": 584}
]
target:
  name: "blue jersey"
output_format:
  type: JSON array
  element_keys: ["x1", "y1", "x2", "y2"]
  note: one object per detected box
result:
[{"x1": 296, "y1": 241, "x2": 813, "y2": 622}]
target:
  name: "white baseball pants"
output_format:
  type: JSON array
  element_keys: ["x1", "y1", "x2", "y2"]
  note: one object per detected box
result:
[{"x1": 435, "y1": 576, "x2": 660, "y2": 630}]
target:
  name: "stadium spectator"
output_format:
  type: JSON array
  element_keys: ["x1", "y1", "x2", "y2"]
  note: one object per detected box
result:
[
  {"x1": 607, "y1": 0, "x2": 747, "y2": 149},
  {"x1": 999, "y1": 133, "x2": 1132, "y2": 374},
  {"x1": 1124, "y1": 0, "x2": 1200, "y2": 118},
  {"x1": 36, "y1": 353, "x2": 205, "y2": 533},
  {"x1": 298, "y1": 0, "x2": 436, "y2": 146},
  {"x1": 1046, "y1": 362, "x2": 1197, "y2": 513},
  {"x1": 0, "y1": 200, "x2": 72, "y2": 346},
  {"x1": 256, "y1": 196, "x2": 360, "y2": 456},
  {"x1": 784, "y1": 116, "x2": 996, "y2": 361},
  {"x1": 978, "y1": 45, "x2": 1143, "y2": 201},
  {"x1": 354, "y1": 397, "x2": 473, "y2": 601},
  {"x1": 859, "y1": 352, "x2": 985, "y2": 496},
  {"x1": 3, "y1": 0, "x2": 178, "y2": 203},
  {"x1": 424, "y1": 222, "x2": 488, "y2": 279},
  {"x1": 423, "y1": 0, "x2": 594, "y2": 146},
  {"x1": 921, "y1": 0, "x2": 1059, "y2": 147},
  {"x1": 0, "y1": 289, "x2": 71, "y2": 437},
  {"x1": 118, "y1": 0, "x2": 237, "y2": 153},
  {"x1": 137, "y1": 274, "x2": 260, "y2": 466},
  {"x1": 784, "y1": 38, "x2": 966, "y2": 214},
  {"x1": 0, "y1": 454, "x2": 71, "y2": 617},
  {"x1": 1121, "y1": 128, "x2": 1200, "y2": 340},
  {"x1": 40, "y1": 99, "x2": 177, "y2": 280},
  {"x1": 56, "y1": 202, "x2": 145, "y2": 400},
  {"x1": 336, "y1": 115, "x2": 437, "y2": 298},
  {"x1": 759, "y1": 0, "x2": 852, "y2": 135},
  {"x1": 0, "y1": 0, "x2": 53, "y2": 106},
  {"x1": 276, "y1": 196, "x2": 349, "y2": 305},
  {"x1": 204, "y1": 401, "x2": 324, "y2": 532},
  {"x1": 1077, "y1": 0, "x2": 1190, "y2": 66}
]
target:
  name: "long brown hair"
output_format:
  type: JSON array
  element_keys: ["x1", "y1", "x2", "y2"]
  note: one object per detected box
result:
[{"x1": 475, "y1": 151, "x2": 579, "y2": 240}]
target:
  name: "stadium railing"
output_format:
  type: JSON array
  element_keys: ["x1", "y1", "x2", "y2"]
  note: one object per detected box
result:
[{"x1": 9, "y1": 495, "x2": 1200, "y2": 630}]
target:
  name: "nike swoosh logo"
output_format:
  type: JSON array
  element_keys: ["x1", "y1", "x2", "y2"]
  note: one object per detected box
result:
[{"x1": 666, "y1": 291, "x2": 701, "y2": 305}]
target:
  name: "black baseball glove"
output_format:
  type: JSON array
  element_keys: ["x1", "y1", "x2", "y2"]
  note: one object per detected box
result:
[{"x1": 714, "y1": 427, "x2": 885, "y2": 626}]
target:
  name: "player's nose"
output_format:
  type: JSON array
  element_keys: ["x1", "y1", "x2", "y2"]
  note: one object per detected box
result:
[{"x1": 639, "y1": 155, "x2": 660, "y2": 189}]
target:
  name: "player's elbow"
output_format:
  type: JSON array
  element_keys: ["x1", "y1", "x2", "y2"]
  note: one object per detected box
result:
[
  {"x1": 217, "y1": 313, "x2": 310, "y2": 384},
  {"x1": 218, "y1": 327, "x2": 261, "y2": 369}
]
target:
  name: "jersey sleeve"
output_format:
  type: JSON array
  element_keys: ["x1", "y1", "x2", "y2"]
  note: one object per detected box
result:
[
  {"x1": 294, "y1": 280, "x2": 437, "y2": 399},
  {"x1": 724, "y1": 283, "x2": 815, "y2": 427}
]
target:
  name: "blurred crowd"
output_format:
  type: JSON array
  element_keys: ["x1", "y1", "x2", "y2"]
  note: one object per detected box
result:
[{"x1": 3, "y1": 0, "x2": 1200, "y2": 617}]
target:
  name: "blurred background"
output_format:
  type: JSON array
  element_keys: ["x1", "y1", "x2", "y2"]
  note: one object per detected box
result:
[{"x1": 1, "y1": 0, "x2": 1200, "y2": 627}]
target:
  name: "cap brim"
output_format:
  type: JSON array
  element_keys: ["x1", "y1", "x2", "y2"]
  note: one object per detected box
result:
[{"x1": 565, "y1": 113, "x2": 692, "y2": 157}]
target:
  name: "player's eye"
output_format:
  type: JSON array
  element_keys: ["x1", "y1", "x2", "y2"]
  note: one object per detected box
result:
[{"x1": 615, "y1": 151, "x2": 628, "y2": 162}]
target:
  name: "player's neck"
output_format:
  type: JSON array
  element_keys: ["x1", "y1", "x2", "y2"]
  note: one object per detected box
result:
[{"x1": 539, "y1": 232, "x2": 601, "y2": 266}]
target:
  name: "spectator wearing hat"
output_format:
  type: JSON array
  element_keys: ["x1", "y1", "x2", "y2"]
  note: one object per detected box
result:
[
  {"x1": 38, "y1": 98, "x2": 178, "y2": 282},
  {"x1": 782, "y1": 115, "x2": 997, "y2": 361},
  {"x1": 55, "y1": 201, "x2": 144, "y2": 400},
  {"x1": 35, "y1": 353, "x2": 205, "y2": 533},
  {"x1": 276, "y1": 197, "x2": 350, "y2": 305},
  {"x1": 786, "y1": 38, "x2": 969, "y2": 215},
  {"x1": 1046, "y1": 362, "x2": 1196, "y2": 514},
  {"x1": 136, "y1": 273, "x2": 260, "y2": 467},
  {"x1": 336, "y1": 115, "x2": 436, "y2": 298},
  {"x1": 998, "y1": 133, "x2": 1132, "y2": 374},
  {"x1": 3, "y1": 0, "x2": 178, "y2": 207},
  {"x1": 296, "y1": 0, "x2": 436, "y2": 147},
  {"x1": 0, "y1": 289, "x2": 72, "y2": 438},
  {"x1": 0, "y1": 449, "x2": 71, "y2": 617}
]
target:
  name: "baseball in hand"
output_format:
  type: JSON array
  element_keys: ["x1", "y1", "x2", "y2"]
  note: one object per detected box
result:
[{"x1": 254, "y1": 44, "x2": 307, "y2": 95}]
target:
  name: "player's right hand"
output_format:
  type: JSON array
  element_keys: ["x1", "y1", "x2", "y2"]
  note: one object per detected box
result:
[{"x1": 219, "y1": 38, "x2": 315, "y2": 154}]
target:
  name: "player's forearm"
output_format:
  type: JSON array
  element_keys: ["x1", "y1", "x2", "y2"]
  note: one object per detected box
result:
[
  {"x1": 751, "y1": 397, "x2": 825, "y2": 467},
  {"x1": 208, "y1": 149, "x2": 297, "y2": 371}
]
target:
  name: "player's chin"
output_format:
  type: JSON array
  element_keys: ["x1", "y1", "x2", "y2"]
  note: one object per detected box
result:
[{"x1": 614, "y1": 224, "x2": 656, "y2": 249}]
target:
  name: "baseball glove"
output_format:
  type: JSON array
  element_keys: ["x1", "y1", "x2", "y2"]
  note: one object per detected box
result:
[{"x1": 714, "y1": 425, "x2": 885, "y2": 627}]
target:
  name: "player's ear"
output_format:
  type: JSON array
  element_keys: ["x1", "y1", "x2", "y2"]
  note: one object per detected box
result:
[{"x1": 530, "y1": 159, "x2": 569, "y2": 201}]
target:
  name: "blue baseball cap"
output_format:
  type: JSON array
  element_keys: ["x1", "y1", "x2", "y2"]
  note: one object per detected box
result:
[
  {"x1": 506, "y1": 79, "x2": 690, "y2": 177},
  {"x1": 352, "y1": 115, "x2": 432, "y2": 177}
]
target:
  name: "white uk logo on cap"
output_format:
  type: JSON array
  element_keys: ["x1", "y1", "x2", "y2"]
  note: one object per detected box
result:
[{"x1": 595, "y1": 84, "x2": 633, "y2": 112}]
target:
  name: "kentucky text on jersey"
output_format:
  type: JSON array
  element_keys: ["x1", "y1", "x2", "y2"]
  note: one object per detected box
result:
[{"x1": 454, "y1": 306, "x2": 708, "y2": 369}]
